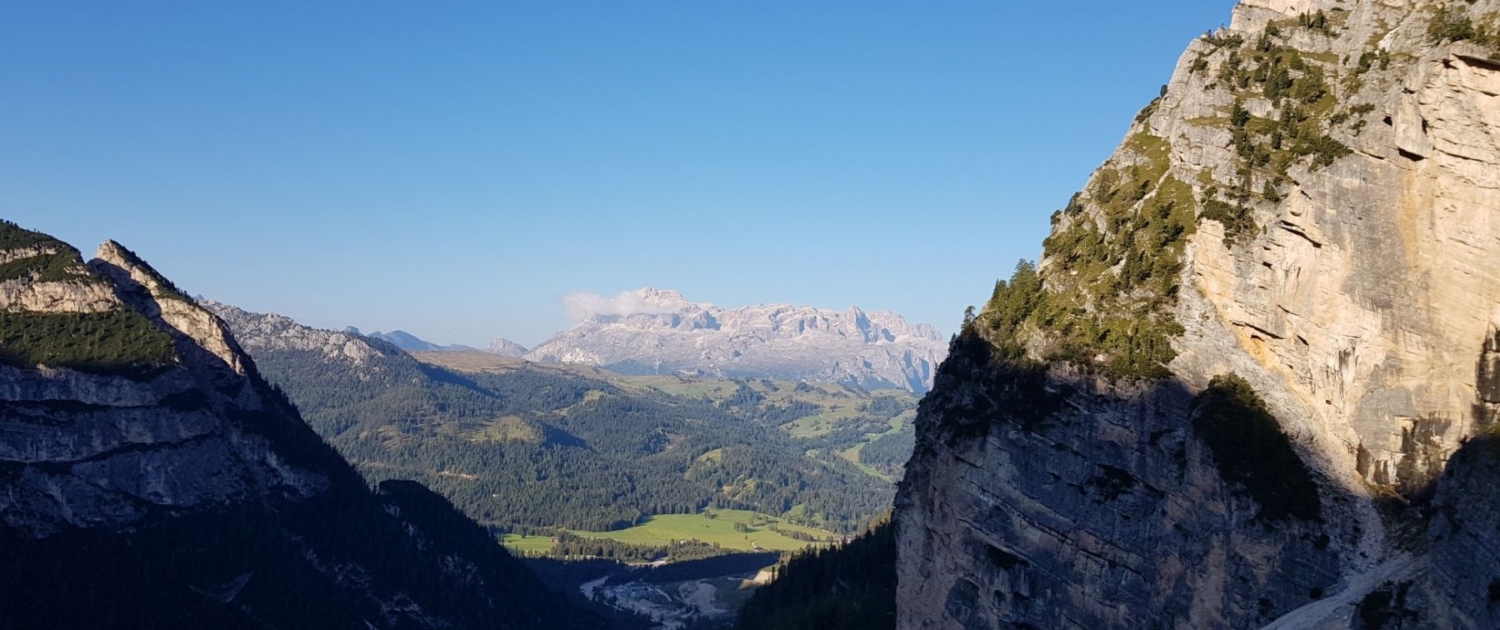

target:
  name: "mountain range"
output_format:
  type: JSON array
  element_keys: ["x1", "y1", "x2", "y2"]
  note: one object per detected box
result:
[
  {"x1": 338, "y1": 288, "x2": 944, "y2": 393},
  {"x1": 523, "y1": 288, "x2": 946, "y2": 393},
  {"x1": 351, "y1": 328, "x2": 477, "y2": 352}
]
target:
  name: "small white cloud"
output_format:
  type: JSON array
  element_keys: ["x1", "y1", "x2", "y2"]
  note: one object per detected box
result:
[{"x1": 562, "y1": 290, "x2": 678, "y2": 322}]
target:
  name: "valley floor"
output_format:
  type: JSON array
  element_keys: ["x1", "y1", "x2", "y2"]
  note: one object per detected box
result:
[{"x1": 504, "y1": 508, "x2": 838, "y2": 556}]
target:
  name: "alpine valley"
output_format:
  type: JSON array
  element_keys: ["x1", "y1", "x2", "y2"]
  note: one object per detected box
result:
[
  {"x1": 11, "y1": 0, "x2": 1500, "y2": 629},
  {"x1": 205, "y1": 300, "x2": 916, "y2": 537}
]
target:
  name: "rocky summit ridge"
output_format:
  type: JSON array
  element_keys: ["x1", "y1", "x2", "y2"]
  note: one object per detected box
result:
[
  {"x1": 484, "y1": 337, "x2": 529, "y2": 358},
  {"x1": 526, "y1": 288, "x2": 947, "y2": 393},
  {"x1": 898, "y1": 1, "x2": 1500, "y2": 629}
]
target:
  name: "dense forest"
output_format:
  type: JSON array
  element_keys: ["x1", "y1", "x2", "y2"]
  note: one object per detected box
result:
[
  {"x1": 537, "y1": 532, "x2": 730, "y2": 564},
  {"x1": 222, "y1": 317, "x2": 917, "y2": 535},
  {"x1": 735, "y1": 518, "x2": 896, "y2": 630}
]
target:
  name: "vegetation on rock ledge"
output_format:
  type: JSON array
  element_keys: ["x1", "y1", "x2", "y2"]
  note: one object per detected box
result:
[
  {"x1": 974, "y1": 15, "x2": 1396, "y2": 380},
  {"x1": 0, "y1": 221, "x2": 96, "y2": 284},
  {"x1": 979, "y1": 132, "x2": 1192, "y2": 380},
  {"x1": 1429, "y1": 6, "x2": 1500, "y2": 57},
  {"x1": 0, "y1": 310, "x2": 178, "y2": 379}
]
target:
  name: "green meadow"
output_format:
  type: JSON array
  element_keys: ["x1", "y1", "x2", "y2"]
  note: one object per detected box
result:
[{"x1": 502, "y1": 509, "x2": 839, "y2": 556}]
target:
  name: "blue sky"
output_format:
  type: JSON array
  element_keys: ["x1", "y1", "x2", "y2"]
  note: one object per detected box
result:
[{"x1": 1, "y1": 1, "x2": 1237, "y2": 347}]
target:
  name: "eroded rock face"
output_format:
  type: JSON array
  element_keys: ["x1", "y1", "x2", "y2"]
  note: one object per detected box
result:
[
  {"x1": 527, "y1": 288, "x2": 947, "y2": 392},
  {"x1": 899, "y1": 1, "x2": 1500, "y2": 628}
]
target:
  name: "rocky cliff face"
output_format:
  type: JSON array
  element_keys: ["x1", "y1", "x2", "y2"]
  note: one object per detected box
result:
[
  {"x1": 898, "y1": 1, "x2": 1500, "y2": 628},
  {"x1": 528, "y1": 288, "x2": 947, "y2": 392},
  {"x1": 0, "y1": 223, "x2": 595, "y2": 629}
]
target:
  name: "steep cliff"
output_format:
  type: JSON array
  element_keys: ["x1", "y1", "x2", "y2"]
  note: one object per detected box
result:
[
  {"x1": 898, "y1": 1, "x2": 1500, "y2": 628},
  {"x1": 0, "y1": 221, "x2": 596, "y2": 629}
]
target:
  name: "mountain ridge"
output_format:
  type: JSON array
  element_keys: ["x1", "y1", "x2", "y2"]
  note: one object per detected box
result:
[{"x1": 0, "y1": 221, "x2": 598, "y2": 629}]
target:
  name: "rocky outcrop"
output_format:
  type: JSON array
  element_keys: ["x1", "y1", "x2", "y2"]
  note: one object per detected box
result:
[
  {"x1": 527, "y1": 288, "x2": 947, "y2": 392},
  {"x1": 485, "y1": 337, "x2": 529, "y2": 358},
  {"x1": 0, "y1": 223, "x2": 597, "y2": 629},
  {"x1": 899, "y1": 1, "x2": 1500, "y2": 628}
]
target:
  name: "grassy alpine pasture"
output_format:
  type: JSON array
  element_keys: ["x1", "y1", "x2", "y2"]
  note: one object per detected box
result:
[
  {"x1": 501, "y1": 533, "x2": 559, "y2": 554},
  {"x1": 500, "y1": 509, "x2": 839, "y2": 556},
  {"x1": 573, "y1": 509, "x2": 837, "y2": 552}
]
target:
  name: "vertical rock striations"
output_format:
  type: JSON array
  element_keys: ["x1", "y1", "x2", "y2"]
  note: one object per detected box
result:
[{"x1": 898, "y1": 1, "x2": 1500, "y2": 628}]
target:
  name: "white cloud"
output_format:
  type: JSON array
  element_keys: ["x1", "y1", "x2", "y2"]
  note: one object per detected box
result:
[{"x1": 561, "y1": 290, "x2": 678, "y2": 322}]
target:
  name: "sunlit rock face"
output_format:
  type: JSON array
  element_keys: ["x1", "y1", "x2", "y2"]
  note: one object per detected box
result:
[
  {"x1": 527, "y1": 288, "x2": 948, "y2": 392},
  {"x1": 898, "y1": 1, "x2": 1500, "y2": 628}
]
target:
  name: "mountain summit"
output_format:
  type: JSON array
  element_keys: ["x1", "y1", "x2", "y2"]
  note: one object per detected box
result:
[
  {"x1": 484, "y1": 337, "x2": 529, "y2": 358},
  {"x1": 527, "y1": 288, "x2": 946, "y2": 392}
]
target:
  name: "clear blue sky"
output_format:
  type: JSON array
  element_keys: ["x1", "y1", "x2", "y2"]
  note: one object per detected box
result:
[{"x1": 1, "y1": 1, "x2": 1236, "y2": 347}]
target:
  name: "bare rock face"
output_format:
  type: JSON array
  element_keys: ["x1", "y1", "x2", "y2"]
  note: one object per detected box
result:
[
  {"x1": 207, "y1": 300, "x2": 390, "y2": 367},
  {"x1": 526, "y1": 288, "x2": 947, "y2": 392},
  {"x1": 898, "y1": 1, "x2": 1500, "y2": 628}
]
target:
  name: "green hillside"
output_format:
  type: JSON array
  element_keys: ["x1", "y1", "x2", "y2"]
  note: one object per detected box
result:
[{"x1": 230, "y1": 335, "x2": 918, "y2": 540}]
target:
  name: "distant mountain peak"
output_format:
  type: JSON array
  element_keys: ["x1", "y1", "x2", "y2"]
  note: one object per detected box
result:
[
  {"x1": 484, "y1": 338, "x2": 529, "y2": 358},
  {"x1": 634, "y1": 287, "x2": 690, "y2": 304},
  {"x1": 364, "y1": 329, "x2": 474, "y2": 352}
]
